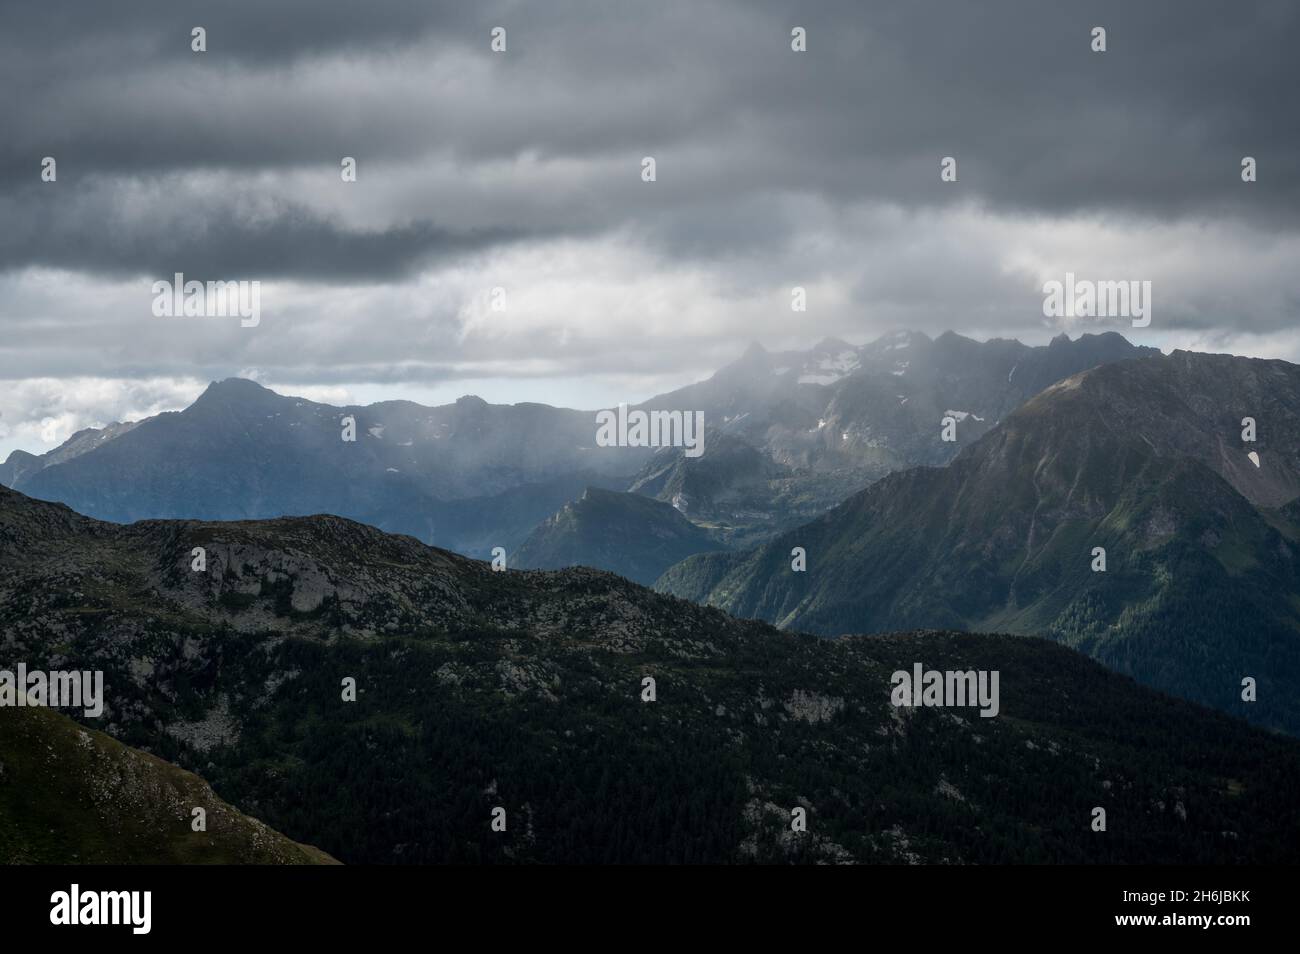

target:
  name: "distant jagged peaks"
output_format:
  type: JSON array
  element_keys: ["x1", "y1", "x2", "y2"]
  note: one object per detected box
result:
[
  {"x1": 727, "y1": 328, "x2": 1145, "y2": 374},
  {"x1": 657, "y1": 348, "x2": 1300, "y2": 734},
  {"x1": 1044, "y1": 329, "x2": 1150, "y2": 351},
  {"x1": 1, "y1": 420, "x2": 141, "y2": 489},
  {"x1": 734, "y1": 341, "x2": 772, "y2": 368},
  {"x1": 5, "y1": 328, "x2": 1164, "y2": 561},
  {"x1": 884, "y1": 328, "x2": 933, "y2": 344},
  {"x1": 811, "y1": 336, "x2": 854, "y2": 354}
]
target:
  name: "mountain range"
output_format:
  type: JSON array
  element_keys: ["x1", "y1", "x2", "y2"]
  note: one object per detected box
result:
[
  {"x1": 1, "y1": 380, "x2": 638, "y2": 557},
  {"x1": 657, "y1": 350, "x2": 1300, "y2": 734},
  {"x1": 1, "y1": 331, "x2": 1155, "y2": 560},
  {"x1": 2, "y1": 483, "x2": 1298, "y2": 863},
  {"x1": 620, "y1": 330, "x2": 1157, "y2": 541},
  {"x1": 9, "y1": 329, "x2": 1288, "y2": 740}
]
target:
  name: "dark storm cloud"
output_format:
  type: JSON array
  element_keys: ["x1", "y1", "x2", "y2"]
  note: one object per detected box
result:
[
  {"x1": 0, "y1": 0, "x2": 1296, "y2": 402},
  {"x1": 2, "y1": 0, "x2": 1296, "y2": 279},
  {"x1": 0, "y1": 179, "x2": 531, "y2": 282},
  {"x1": 0, "y1": 0, "x2": 488, "y2": 67},
  {"x1": 4, "y1": 0, "x2": 1299, "y2": 464}
]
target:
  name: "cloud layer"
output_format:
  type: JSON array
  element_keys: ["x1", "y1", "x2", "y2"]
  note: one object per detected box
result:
[{"x1": 2, "y1": 0, "x2": 1298, "y2": 453}]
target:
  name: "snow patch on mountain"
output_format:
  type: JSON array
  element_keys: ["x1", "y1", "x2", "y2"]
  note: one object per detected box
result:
[{"x1": 799, "y1": 350, "x2": 860, "y2": 385}]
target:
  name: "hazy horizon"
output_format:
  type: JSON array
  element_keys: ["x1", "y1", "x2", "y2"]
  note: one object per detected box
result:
[{"x1": 0, "y1": 325, "x2": 1269, "y2": 459}]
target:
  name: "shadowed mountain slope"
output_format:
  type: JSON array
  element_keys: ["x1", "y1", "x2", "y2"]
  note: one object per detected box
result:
[
  {"x1": 1, "y1": 484, "x2": 1297, "y2": 863},
  {"x1": 657, "y1": 350, "x2": 1300, "y2": 734},
  {"x1": 511, "y1": 487, "x2": 723, "y2": 585},
  {"x1": 0, "y1": 701, "x2": 338, "y2": 864}
]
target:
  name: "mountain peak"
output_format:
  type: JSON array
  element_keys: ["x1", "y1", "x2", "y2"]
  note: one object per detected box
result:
[
  {"x1": 198, "y1": 377, "x2": 274, "y2": 399},
  {"x1": 865, "y1": 329, "x2": 934, "y2": 353},
  {"x1": 712, "y1": 341, "x2": 774, "y2": 379},
  {"x1": 185, "y1": 379, "x2": 279, "y2": 417},
  {"x1": 883, "y1": 329, "x2": 932, "y2": 342},
  {"x1": 934, "y1": 330, "x2": 975, "y2": 344},
  {"x1": 2, "y1": 449, "x2": 38, "y2": 466},
  {"x1": 811, "y1": 336, "x2": 854, "y2": 354}
]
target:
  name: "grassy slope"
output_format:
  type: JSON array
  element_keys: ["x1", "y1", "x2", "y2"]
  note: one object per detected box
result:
[{"x1": 0, "y1": 703, "x2": 338, "y2": 864}]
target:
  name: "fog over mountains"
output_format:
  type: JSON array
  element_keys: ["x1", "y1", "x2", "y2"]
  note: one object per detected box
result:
[
  {"x1": 659, "y1": 349, "x2": 1300, "y2": 734},
  {"x1": 2, "y1": 329, "x2": 1153, "y2": 558},
  {"x1": 6, "y1": 327, "x2": 1292, "y2": 740}
]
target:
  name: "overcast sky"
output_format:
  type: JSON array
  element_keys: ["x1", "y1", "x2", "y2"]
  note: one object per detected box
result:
[{"x1": 1, "y1": 0, "x2": 1297, "y2": 457}]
